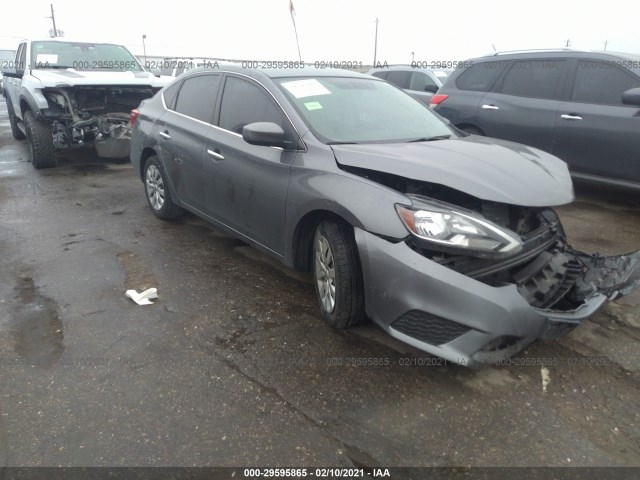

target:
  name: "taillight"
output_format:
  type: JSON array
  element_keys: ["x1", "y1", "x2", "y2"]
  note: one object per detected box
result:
[
  {"x1": 430, "y1": 94, "x2": 449, "y2": 107},
  {"x1": 130, "y1": 109, "x2": 140, "y2": 126}
]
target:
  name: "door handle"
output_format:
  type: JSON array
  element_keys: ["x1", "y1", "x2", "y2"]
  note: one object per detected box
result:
[
  {"x1": 159, "y1": 131, "x2": 171, "y2": 139},
  {"x1": 482, "y1": 104, "x2": 500, "y2": 110},
  {"x1": 560, "y1": 114, "x2": 583, "y2": 121},
  {"x1": 207, "y1": 149, "x2": 225, "y2": 161}
]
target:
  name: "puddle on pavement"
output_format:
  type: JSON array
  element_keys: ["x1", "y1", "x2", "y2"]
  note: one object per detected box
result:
[{"x1": 11, "y1": 273, "x2": 64, "y2": 367}]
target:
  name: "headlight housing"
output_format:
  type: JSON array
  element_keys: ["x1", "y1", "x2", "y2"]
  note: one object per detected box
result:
[{"x1": 396, "y1": 196, "x2": 523, "y2": 257}]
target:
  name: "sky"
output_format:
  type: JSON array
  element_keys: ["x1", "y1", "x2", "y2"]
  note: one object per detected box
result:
[{"x1": 1, "y1": 0, "x2": 639, "y2": 64}]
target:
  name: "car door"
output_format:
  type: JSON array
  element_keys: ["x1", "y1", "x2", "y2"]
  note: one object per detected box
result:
[
  {"x1": 156, "y1": 73, "x2": 221, "y2": 211},
  {"x1": 476, "y1": 59, "x2": 570, "y2": 151},
  {"x1": 204, "y1": 74, "x2": 297, "y2": 255},
  {"x1": 551, "y1": 59, "x2": 640, "y2": 183}
]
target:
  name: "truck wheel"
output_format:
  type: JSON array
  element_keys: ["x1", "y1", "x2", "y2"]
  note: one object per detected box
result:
[
  {"x1": 313, "y1": 219, "x2": 365, "y2": 329},
  {"x1": 6, "y1": 99, "x2": 26, "y2": 140},
  {"x1": 24, "y1": 110, "x2": 56, "y2": 169},
  {"x1": 143, "y1": 156, "x2": 184, "y2": 220}
]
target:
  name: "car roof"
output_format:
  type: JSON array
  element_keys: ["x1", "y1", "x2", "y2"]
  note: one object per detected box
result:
[
  {"x1": 183, "y1": 64, "x2": 370, "y2": 81},
  {"x1": 367, "y1": 64, "x2": 446, "y2": 73},
  {"x1": 473, "y1": 49, "x2": 640, "y2": 62}
]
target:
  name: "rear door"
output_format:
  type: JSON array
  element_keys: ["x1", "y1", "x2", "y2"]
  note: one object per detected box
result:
[
  {"x1": 477, "y1": 59, "x2": 570, "y2": 151},
  {"x1": 156, "y1": 73, "x2": 221, "y2": 211},
  {"x1": 204, "y1": 74, "x2": 297, "y2": 255},
  {"x1": 551, "y1": 59, "x2": 640, "y2": 183}
]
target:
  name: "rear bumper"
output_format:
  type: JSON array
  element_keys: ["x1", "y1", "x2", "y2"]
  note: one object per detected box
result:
[{"x1": 354, "y1": 228, "x2": 638, "y2": 366}]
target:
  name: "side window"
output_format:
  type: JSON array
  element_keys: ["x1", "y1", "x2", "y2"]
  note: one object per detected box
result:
[
  {"x1": 371, "y1": 71, "x2": 389, "y2": 80},
  {"x1": 499, "y1": 60, "x2": 566, "y2": 99},
  {"x1": 162, "y1": 81, "x2": 181, "y2": 110},
  {"x1": 456, "y1": 62, "x2": 506, "y2": 91},
  {"x1": 385, "y1": 71, "x2": 411, "y2": 89},
  {"x1": 409, "y1": 71, "x2": 438, "y2": 92},
  {"x1": 174, "y1": 74, "x2": 221, "y2": 123},
  {"x1": 572, "y1": 60, "x2": 640, "y2": 105},
  {"x1": 219, "y1": 76, "x2": 287, "y2": 134}
]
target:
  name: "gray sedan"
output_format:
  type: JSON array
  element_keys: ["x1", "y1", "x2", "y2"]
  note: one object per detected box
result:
[{"x1": 130, "y1": 66, "x2": 640, "y2": 366}]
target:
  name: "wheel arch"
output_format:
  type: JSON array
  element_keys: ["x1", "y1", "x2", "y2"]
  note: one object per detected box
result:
[{"x1": 290, "y1": 209, "x2": 355, "y2": 273}]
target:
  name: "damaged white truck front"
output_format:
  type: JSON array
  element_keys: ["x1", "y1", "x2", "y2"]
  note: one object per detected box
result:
[{"x1": 1, "y1": 38, "x2": 168, "y2": 168}]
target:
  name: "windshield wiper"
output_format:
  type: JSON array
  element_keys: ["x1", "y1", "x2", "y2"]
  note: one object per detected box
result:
[
  {"x1": 406, "y1": 135, "x2": 451, "y2": 143},
  {"x1": 327, "y1": 141, "x2": 358, "y2": 145}
]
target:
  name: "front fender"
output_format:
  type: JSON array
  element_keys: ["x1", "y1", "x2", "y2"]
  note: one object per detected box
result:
[{"x1": 283, "y1": 168, "x2": 411, "y2": 266}]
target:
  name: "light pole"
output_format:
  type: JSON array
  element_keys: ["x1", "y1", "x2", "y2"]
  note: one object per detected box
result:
[
  {"x1": 142, "y1": 34, "x2": 147, "y2": 67},
  {"x1": 411, "y1": 51, "x2": 415, "y2": 63},
  {"x1": 373, "y1": 18, "x2": 379, "y2": 66}
]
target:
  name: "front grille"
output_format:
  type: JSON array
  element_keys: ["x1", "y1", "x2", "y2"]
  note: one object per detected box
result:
[
  {"x1": 391, "y1": 311, "x2": 471, "y2": 346},
  {"x1": 514, "y1": 252, "x2": 582, "y2": 308}
]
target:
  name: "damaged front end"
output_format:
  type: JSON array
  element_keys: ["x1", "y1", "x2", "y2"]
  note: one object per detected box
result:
[
  {"x1": 41, "y1": 85, "x2": 156, "y2": 157},
  {"x1": 348, "y1": 167, "x2": 640, "y2": 365}
]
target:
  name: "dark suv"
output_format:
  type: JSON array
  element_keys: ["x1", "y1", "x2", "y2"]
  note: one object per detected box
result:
[{"x1": 432, "y1": 50, "x2": 640, "y2": 189}]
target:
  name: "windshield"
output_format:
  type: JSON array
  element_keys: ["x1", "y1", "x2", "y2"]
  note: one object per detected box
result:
[
  {"x1": 277, "y1": 76, "x2": 453, "y2": 144},
  {"x1": 30, "y1": 41, "x2": 142, "y2": 71}
]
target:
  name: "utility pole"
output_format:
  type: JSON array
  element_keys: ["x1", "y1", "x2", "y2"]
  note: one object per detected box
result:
[
  {"x1": 373, "y1": 17, "x2": 379, "y2": 66},
  {"x1": 47, "y1": 4, "x2": 58, "y2": 37},
  {"x1": 565, "y1": 38, "x2": 571, "y2": 48},
  {"x1": 411, "y1": 51, "x2": 415, "y2": 62},
  {"x1": 603, "y1": 39, "x2": 608, "y2": 51},
  {"x1": 142, "y1": 34, "x2": 147, "y2": 66}
]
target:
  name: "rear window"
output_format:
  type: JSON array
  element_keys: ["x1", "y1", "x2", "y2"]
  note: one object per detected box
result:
[{"x1": 455, "y1": 62, "x2": 506, "y2": 91}]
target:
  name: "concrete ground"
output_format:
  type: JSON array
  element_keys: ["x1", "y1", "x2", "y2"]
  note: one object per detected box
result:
[{"x1": 0, "y1": 97, "x2": 639, "y2": 468}]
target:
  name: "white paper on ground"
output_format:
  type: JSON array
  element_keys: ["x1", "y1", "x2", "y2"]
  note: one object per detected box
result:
[{"x1": 125, "y1": 288, "x2": 158, "y2": 305}]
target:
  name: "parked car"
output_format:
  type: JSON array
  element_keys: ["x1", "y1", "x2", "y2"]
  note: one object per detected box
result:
[
  {"x1": 432, "y1": 49, "x2": 640, "y2": 189},
  {"x1": 158, "y1": 58, "x2": 197, "y2": 80},
  {"x1": 1, "y1": 38, "x2": 168, "y2": 168},
  {"x1": 130, "y1": 66, "x2": 640, "y2": 366},
  {"x1": 367, "y1": 65, "x2": 449, "y2": 105}
]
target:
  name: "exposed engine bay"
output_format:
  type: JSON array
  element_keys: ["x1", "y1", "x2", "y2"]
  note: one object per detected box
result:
[
  {"x1": 42, "y1": 85, "x2": 157, "y2": 157},
  {"x1": 342, "y1": 165, "x2": 640, "y2": 315}
]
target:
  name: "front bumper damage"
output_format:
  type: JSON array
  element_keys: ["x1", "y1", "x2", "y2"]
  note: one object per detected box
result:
[{"x1": 354, "y1": 228, "x2": 640, "y2": 366}]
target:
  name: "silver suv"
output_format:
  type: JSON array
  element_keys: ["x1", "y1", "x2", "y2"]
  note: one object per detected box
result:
[{"x1": 1, "y1": 38, "x2": 168, "y2": 168}]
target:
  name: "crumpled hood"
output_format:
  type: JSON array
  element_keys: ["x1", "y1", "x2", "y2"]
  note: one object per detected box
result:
[
  {"x1": 331, "y1": 135, "x2": 574, "y2": 207},
  {"x1": 30, "y1": 69, "x2": 169, "y2": 88}
]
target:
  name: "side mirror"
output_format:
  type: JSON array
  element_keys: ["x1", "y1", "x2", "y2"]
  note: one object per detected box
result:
[
  {"x1": 622, "y1": 87, "x2": 640, "y2": 107},
  {"x1": 1, "y1": 67, "x2": 24, "y2": 79},
  {"x1": 424, "y1": 84, "x2": 439, "y2": 94},
  {"x1": 242, "y1": 122, "x2": 286, "y2": 148}
]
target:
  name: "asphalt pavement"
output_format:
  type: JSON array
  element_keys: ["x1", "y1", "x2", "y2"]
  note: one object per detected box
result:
[{"x1": 0, "y1": 97, "x2": 639, "y2": 468}]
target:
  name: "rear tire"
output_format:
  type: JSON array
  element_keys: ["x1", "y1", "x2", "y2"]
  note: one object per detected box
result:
[
  {"x1": 143, "y1": 155, "x2": 184, "y2": 220},
  {"x1": 313, "y1": 219, "x2": 364, "y2": 329},
  {"x1": 24, "y1": 110, "x2": 56, "y2": 169},
  {"x1": 6, "y1": 99, "x2": 26, "y2": 140}
]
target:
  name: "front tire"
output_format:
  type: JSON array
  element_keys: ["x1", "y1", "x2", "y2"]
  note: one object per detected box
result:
[
  {"x1": 143, "y1": 155, "x2": 184, "y2": 220},
  {"x1": 313, "y1": 219, "x2": 364, "y2": 329},
  {"x1": 24, "y1": 110, "x2": 56, "y2": 169},
  {"x1": 6, "y1": 99, "x2": 26, "y2": 140}
]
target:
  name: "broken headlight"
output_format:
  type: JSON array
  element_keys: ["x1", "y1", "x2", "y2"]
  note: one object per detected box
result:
[{"x1": 396, "y1": 196, "x2": 523, "y2": 256}]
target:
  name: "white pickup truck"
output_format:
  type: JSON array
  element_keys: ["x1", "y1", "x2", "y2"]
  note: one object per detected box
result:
[{"x1": 1, "y1": 38, "x2": 168, "y2": 168}]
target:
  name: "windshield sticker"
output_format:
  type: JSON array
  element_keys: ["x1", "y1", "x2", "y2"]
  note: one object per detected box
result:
[
  {"x1": 36, "y1": 54, "x2": 58, "y2": 64},
  {"x1": 304, "y1": 101, "x2": 323, "y2": 111},
  {"x1": 434, "y1": 71, "x2": 448, "y2": 77},
  {"x1": 282, "y1": 79, "x2": 331, "y2": 99}
]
